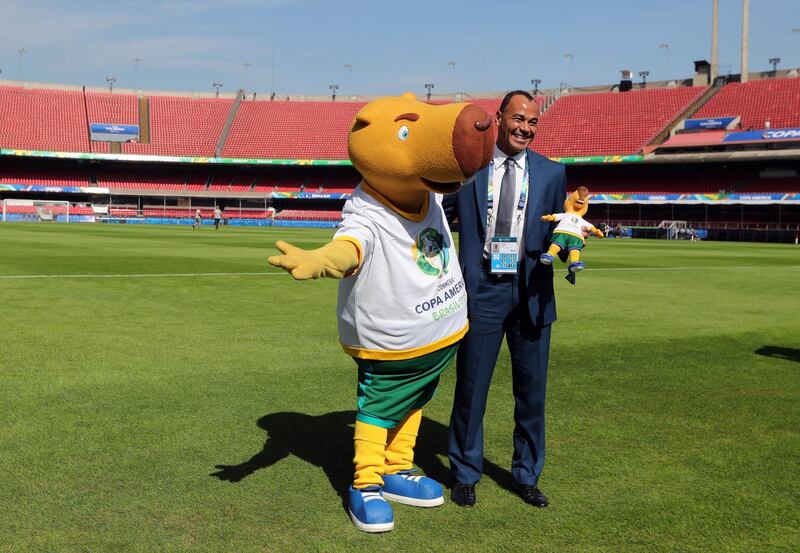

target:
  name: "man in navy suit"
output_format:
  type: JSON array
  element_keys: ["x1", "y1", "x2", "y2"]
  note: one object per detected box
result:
[{"x1": 444, "y1": 90, "x2": 566, "y2": 508}]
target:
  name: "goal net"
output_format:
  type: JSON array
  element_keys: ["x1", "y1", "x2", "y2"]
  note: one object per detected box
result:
[{"x1": 1, "y1": 199, "x2": 72, "y2": 223}]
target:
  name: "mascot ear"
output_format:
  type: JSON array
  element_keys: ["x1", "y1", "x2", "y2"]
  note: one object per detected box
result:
[{"x1": 353, "y1": 112, "x2": 373, "y2": 131}]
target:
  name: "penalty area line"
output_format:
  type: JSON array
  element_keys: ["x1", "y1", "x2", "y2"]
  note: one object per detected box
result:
[{"x1": 0, "y1": 271, "x2": 288, "y2": 280}]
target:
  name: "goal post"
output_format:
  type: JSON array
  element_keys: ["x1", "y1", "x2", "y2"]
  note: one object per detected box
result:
[{"x1": 1, "y1": 199, "x2": 71, "y2": 223}]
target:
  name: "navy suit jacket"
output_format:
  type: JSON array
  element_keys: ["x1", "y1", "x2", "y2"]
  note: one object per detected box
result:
[{"x1": 444, "y1": 150, "x2": 567, "y2": 329}]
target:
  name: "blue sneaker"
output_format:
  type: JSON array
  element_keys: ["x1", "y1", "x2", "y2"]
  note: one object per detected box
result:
[
  {"x1": 348, "y1": 486, "x2": 394, "y2": 533},
  {"x1": 382, "y1": 470, "x2": 444, "y2": 507},
  {"x1": 539, "y1": 253, "x2": 554, "y2": 265},
  {"x1": 568, "y1": 261, "x2": 585, "y2": 273}
]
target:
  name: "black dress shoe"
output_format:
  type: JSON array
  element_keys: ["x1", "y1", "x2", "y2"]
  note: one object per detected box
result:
[
  {"x1": 451, "y1": 483, "x2": 476, "y2": 507},
  {"x1": 512, "y1": 482, "x2": 548, "y2": 508}
]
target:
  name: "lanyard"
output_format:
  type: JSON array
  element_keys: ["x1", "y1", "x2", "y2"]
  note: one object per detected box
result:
[{"x1": 486, "y1": 159, "x2": 529, "y2": 226}]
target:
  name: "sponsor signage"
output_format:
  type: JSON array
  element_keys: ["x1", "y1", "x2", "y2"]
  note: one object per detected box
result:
[
  {"x1": 589, "y1": 193, "x2": 799, "y2": 204},
  {"x1": 552, "y1": 155, "x2": 644, "y2": 164},
  {"x1": 723, "y1": 127, "x2": 800, "y2": 142},
  {"x1": 90, "y1": 123, "x2": 140, "y2": 142},
  {"x1": 0, "y1": 148, "x2": 355, "y2": 165},
  {"x1": 684, "y1": 117, "x2": 737, "y2": 130},
  {"x1": 762, "y1": 128, "x2": 800, "y2": 140}
]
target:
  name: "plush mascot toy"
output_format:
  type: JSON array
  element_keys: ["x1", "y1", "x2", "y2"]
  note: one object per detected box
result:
[
  {"x1": 538, "y1": 185, "x2": 603, "y2": 284},
  {"x1": 268, "y1": 93, "x2": 493, "y2": 533}
]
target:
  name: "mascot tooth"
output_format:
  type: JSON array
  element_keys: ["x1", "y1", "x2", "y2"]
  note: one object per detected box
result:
[
  {"x1": 539, "y1": 186, "x2": 604, "y2": 284},
  {"x1": 269, "y1": 92, "x2": 493, "y2": 533}
]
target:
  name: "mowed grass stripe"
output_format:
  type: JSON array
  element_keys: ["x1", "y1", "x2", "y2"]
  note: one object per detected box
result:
[
  {"x1": 2, "y1": 264, "x2": 800, "y2": 280},
  {"x1": 0, "y1": 223, "x2": 798, "y2": 553}
]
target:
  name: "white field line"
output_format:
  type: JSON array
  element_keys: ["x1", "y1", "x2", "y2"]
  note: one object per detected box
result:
[
  {"x1": 0, "y1": 271, "x2": 287, "y2": 280},
  {"x1": 592, "y1": 264, "x2": 800, "y2": 272},
  {"x1": 0, "y1": 265, "x2": 798, "y2": 280}
]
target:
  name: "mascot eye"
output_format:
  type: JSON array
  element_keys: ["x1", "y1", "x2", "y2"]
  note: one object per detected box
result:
[{"x1": 397, "y1": 125, "x2": 410, "y2": 141}]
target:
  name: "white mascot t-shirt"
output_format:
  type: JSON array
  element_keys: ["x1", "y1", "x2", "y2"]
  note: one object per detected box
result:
[{"x1": 333, "y1": 184, "x2": 468, "y2": 361}]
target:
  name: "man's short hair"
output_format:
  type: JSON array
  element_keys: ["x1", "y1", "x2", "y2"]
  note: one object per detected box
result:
[{"x1": 498, "y1": 90, "x2": 534, "y2": 114}]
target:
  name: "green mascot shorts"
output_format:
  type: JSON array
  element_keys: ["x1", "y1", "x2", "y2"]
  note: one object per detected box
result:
[
  {"x1": 552, "y1": 231, "x2": 585, "y2": 251},
  {"x1": 354, "y1": 343, "x2": 458, "y2": 429}
]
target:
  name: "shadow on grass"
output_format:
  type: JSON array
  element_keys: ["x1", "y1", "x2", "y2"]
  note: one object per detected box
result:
[
  {"x1": 210, "y1": 410, "x2": 512, "y2": 508},
  {"x1": 754, "y1": 345, "x2": 800, "y2": 363}
]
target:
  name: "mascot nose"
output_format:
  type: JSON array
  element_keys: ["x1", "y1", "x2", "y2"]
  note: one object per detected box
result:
[{"x1": 452, "y1": 104, "x2": 495, "y2": 179}]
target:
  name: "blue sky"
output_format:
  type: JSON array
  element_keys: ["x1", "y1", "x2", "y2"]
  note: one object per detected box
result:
[{"x1": 0, "y1": 0, "x2": 797, "y2": 97}]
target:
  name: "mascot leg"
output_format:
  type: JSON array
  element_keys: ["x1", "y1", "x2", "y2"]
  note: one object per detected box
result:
[
  {"x1": 353, "y1": 421, "x2": 388, "y2": 489},
  {"x1": 568, "y1": 249, "x2": 584, "y2": 272},
  {"x1": 539, "y1": 243, "x2": 561, "y2": 265},
  {"x1": 566, "y1": 248, "x2": 585, "y2": 285},
  {"x1": 381, "y1": 408, "x2": 444, "y2": 507},
  {"x1": 349, "y1": 421, "x2": 394, "y2": 533},
  {"x1": 385, "y1": 408, "x2": 421, "y2": 473}
]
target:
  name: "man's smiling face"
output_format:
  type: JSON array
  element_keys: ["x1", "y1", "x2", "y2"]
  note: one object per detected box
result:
[{"x1": 495, "y1": 94, "x2": 539, "y2": 156}]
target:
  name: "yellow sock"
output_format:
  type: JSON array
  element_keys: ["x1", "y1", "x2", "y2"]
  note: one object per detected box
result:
[
  {"x1": 569, "y1": 250, "x2": 581, "y2": 263},
  {"x1": 353, "y1": 421, "x2": 388, "y2": 489},
  {"x1": 547, "y1": 244, "x2": 562, "y2": 257},
  {"x1": 385, "y1": 409, "x2": 422, "y2": 474}
]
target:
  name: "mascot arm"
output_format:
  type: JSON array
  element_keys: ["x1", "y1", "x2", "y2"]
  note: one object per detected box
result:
[
  {"x1": 268, "y1": 239, "x2": 360, "y2": 280},
  {"x1": 540, "y1": 214, "x2": 557, "y2": 222},
  {"x1": 590, "y1": 226, "x2": 604, "y2": 238}
]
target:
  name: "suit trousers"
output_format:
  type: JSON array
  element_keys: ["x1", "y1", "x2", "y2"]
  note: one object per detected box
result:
[{"x1": 448, "y1": 267, "x2": 551, "y2": 487}]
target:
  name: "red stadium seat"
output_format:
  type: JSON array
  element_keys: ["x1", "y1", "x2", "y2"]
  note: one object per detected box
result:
[
  {"x1": 221, "y1": 101, "x2": 365, "y2": 160},
  {"x1": 694, "y1": 78, "x2": 800, "y2": 130},
  {"x1": 0, "y1": 86, "x2": 90, "y2": 152},
  {"x1": 531, "y1": 87, "x2": 707, "y2": 157}
]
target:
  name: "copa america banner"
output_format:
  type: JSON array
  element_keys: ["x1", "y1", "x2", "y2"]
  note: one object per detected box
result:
[
  {"x1": 684, "y1": 117, "x2": 738, "y2": 131},
  {"x1": 89, "y1": 123, "x2": 140, "y2": 142},
  {"x1": 723, "y1": 127, "x2": 800, "y2": 142}
]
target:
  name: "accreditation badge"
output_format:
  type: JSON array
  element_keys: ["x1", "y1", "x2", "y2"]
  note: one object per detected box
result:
[{"x1": 490, "y1": 236, "x2": 518, "y2": 274}]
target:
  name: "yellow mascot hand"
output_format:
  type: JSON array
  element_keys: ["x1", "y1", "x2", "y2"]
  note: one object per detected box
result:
[
  {"x1": 268, "y1": 239, "x2": 359, "y2": 280},
  {"x1": 540, "y1": 214, "x2": 556, "y2": 222},
  {"x1": 593, "y1": 227, "x2": 605, "y2": 238}
]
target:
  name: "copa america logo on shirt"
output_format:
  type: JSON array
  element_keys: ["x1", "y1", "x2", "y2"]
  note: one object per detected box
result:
[{"x1": 412, "y1": 227, "x2": 450, "y2": 277}]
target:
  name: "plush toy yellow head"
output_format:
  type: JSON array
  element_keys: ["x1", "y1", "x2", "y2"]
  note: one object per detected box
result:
[
  {"x1": 564, "y1": 185, "x2": 590, "y2": 217},
  {"x1": 348, "y1": 92, "x2": 493, "y2": 211}
]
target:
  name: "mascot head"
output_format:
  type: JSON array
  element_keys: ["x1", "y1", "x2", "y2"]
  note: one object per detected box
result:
[
  {"x1": 564, "y1": 186, "x2": 590, "y2": 217},
  {"x1": 348, "y1": 93, "x2": 493, "y2": 205}
]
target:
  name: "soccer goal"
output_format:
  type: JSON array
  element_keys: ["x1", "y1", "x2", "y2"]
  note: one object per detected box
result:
[{"x1": 1, "y1": 199, "x2": 71, "y2": 223}]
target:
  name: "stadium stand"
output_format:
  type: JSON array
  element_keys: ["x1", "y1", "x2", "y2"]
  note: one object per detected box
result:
[
  {"x1": 122, "y1": 96, "x2": 233, "y2": 157},
  {"x1": 0, "y1": 165, "x2": 89, "y2": 187},
  {"x1": 207, "y1": 169, "x2": 254, "y2": 192},
  {"x1": 273, "y1": 209, "x2": 342, "y2": 221},
  {"x1": 0, "y1": 86, "x2": 90, "y2": 152},
  {"x1": 738, "y1": 177, "x2": 800, "y2": 193},
  {"x1": 85, "y1": 92, "x2": 139, "y2": 153},
  {"x1": 221, "y1": 101, "x2": 365, "y2": 160},
  {"x1": 324, "y1": 170, "x2": 362, "y2": 191},
  {"x1": 252, "y1": 172, "x2": 281, "y2": 192},
  {"x1": 693, "y1": 78, "x2": 800, "y2": 130},
  {"x1": 96, "y1": 167, "x2": 204, "y2": 190},
  {"x1": 3, "y1": 204, "x2": 93, "y2": 215},
  {"x1": 531, "y1": 87, "x2": 708, "y2": 157},
  {"x1": 573, "y1": 173, "x2": 738, "y2": 194}
]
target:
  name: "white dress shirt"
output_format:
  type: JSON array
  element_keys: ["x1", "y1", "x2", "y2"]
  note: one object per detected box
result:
[{"x1": 483, "y1": 145, "x2": 528, "y2": 258}]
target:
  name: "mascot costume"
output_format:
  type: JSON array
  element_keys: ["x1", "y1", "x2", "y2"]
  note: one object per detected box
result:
[
  {"x1": 539, "y1": 185, "x2": 603, "y2": 284},
  {"x1": 268, "y1": 93, "x2": 493, "y2": 533}
]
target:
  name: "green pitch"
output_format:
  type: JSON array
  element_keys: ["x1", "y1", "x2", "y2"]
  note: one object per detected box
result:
[{"x1": 0, "y1": 223, "x2": 798, "y2": 553}]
